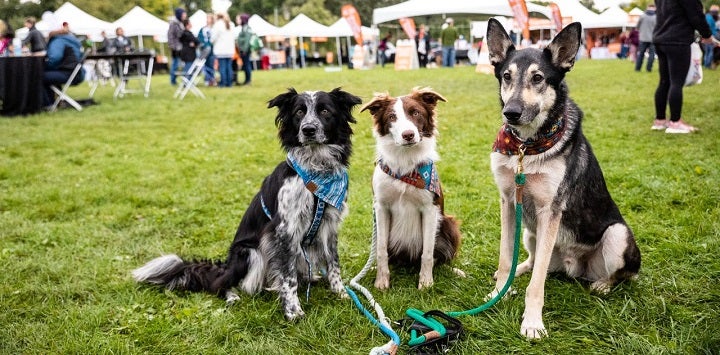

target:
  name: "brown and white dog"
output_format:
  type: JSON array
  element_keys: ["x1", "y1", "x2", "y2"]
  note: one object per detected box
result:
[{"x1": 360, "y1": 88, "x2": 462, "y2": 290}]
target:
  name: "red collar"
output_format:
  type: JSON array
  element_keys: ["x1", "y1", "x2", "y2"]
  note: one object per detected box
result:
[{"x1": 492, "y1": 115, "x2": 566, "y2": 156}]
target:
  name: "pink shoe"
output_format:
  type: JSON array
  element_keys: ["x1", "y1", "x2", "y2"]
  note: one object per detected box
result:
[
  {"x1": 665, "y1": 119, "x2": 698, "y2": 134},
  {"x1": 651, "y1": 119, "x2": 668, "y2": 130}
]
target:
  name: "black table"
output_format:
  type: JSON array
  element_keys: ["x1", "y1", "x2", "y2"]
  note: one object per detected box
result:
[{"x1": 0, "y1": 55, "x2": 45, "y2": 116}]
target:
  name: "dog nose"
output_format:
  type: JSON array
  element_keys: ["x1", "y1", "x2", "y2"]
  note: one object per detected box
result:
[
  {"x1": 503, "y1": 104, "x2": 523, "y2": 124},
  {"x1": 401, "y1": 130, "x2": 415, "y2": 142},
  {"x1": 302, "y1": 126, "x2": 316, "y2": 137}
]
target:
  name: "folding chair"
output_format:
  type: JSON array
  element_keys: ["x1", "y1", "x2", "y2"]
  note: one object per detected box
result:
[
  {"x1": 173, "y1": 47, "x2": 211, "y2": 100},
  {"x1": 50, "y1": 48, "x2": 90, "y2": 112}
]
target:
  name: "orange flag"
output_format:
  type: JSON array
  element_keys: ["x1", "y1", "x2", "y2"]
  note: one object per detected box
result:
[
  {"x1": 508, "y1": 0, "x2": 530, "y2": 40},
  {"x1": 549, "y1": 3, "x2": 563, "y2": 32},
  {"x1": 342, "y1": 4, "x2": 363, "y2": 45},
  {"x1": 399, "y1": 17, "x2": 417, "y2": 39}
]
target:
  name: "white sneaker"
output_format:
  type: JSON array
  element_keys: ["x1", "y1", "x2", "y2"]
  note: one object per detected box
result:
[
  {"x1": 665, "y1": 119, "x2": 698, "y2": 134},
  {"x1": 651, "y1": 119, "x2": 668, "y2": 130}
]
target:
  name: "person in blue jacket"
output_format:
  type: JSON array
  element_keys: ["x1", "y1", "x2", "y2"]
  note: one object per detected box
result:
[{"x1": 43, "y1": 30, "x2": 84, "y2": 107}]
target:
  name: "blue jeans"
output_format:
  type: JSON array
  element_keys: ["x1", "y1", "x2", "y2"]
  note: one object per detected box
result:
[
  {"x1": 170, "y1": 55, "x2": 181, "y2": 85},
  {"x1": 442, "y1": 46, "x2": 455, "y2": 67},
  {"x1": 203, "y1": 53, "x2": 215, "y2": 83},
  {"x1": 217, "y1": 57, "x2": 233, "y2": 87},
  {"x1": 635, "y1": 41, "x2": 655, "y2": 72},
  {"x1": 703, "y1": 43, "x2": 715, "y2": 68}
]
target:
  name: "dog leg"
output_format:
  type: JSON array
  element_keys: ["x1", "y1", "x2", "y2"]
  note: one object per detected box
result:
[
  {"x1": 586, "y1": 223, "x2": 638, "y2": 294},
  {"x1": 374, "y1": 206, "x2": 391, "y2": 290},
  {"x1": 418, "y1": 208, "x2": 439, "y2": 289},
  {"x1": 326, "y1": 245, "x2": 348, "y2": 299},
  {"x1": 489, "y1": 194, "x2": 517, "y2": 300},
  {"x1": 521, "y1": 210, "x2": 562, "y2": 340},
  {"x1": 494, "y1": 228, "x2": 535, "y2": 280}
]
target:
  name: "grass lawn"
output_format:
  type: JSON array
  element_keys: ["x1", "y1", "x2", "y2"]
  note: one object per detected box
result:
[{"x1": 1, "y1": 59, "x2": 719, "y2": 354}]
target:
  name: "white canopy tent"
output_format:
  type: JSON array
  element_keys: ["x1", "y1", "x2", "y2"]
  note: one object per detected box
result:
[
  {"x1": 36, "y1": 2, "x2": 114, "y2": 41},
  {"x1": 113, "y1": 6, "x2": 169, "y2": 46},
  {"x1": 372, "y1": 0, "x2": 551, "y2": 25},
  {"x1": 248, "y1": 14, "x2": 282, "y2": 36},
  {"x1": 277, "y1": 14, "x2": 332, "y2": 68},
  {"x1": 588, "y1": 6, "x2": 631, "y2": 29}
]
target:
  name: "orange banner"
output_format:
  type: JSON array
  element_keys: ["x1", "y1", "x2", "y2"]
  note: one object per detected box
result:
[
  {"x1": 549, "y1": 3, "x2": 563, "y2": 32},
  {"x1": 398, "y1": 17, "x2": 416, "y2": 39},
  {"x1": 342, "y1": 4, "x2": 363, "y2": 45},
  {"x1": 508, "y1": 0, "x2": 530, "y2": 40}
]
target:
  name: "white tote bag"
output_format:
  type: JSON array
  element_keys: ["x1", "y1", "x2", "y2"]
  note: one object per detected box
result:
[{"x1": 685, "y1": 42, "x2": 703, "y2": 86}]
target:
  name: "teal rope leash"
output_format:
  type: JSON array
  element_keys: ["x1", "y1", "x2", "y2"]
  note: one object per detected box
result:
[{"x1": 405, "y1": 146, "x2": 527, "y2": 349}]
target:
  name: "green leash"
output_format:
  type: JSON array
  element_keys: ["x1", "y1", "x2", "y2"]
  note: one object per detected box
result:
[{"x1": 405, "y1": 146, "x2": 527, "y2": 348}]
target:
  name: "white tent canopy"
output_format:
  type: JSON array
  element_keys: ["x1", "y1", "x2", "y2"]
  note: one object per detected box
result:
[
  {"x1": 249, "y1": 14, "x2": 282, "y2": 36},
  {"x1": 37, "y1": 2, "x2": 114, "y2": 41},
  {"x1": 588, "y1": 6, "x2": 631, "y2": 28},
  {"x1": 372, "y1": 0, "x2": 551, "y2": 25},
  {"x1": 112, "y1": 6, "x2": 169, "y2": 42},
  {"x1": 277, "y1": 13, "x2": 331, "y2": 37}
]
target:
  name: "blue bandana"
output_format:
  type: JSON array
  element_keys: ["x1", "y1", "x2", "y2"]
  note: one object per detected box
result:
[{"x1": 287, "y1": 153, "x2": 348, "y2": 211}]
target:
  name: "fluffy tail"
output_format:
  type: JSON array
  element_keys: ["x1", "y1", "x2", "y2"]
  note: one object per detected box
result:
[
  {"x1": 132, "y1": 254, "x2": 243, "y2": 298},
  {"x1": 435, "y1": 215, "x2": 462, "y2": 265}
]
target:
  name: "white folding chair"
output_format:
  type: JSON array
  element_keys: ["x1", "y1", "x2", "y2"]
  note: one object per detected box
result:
[
  {"x1": 50, "y1": 48, "x2": 90, "y2": 112},
  {"x1": 173, "y1": 48, "x2": 210, "y2": 100}
]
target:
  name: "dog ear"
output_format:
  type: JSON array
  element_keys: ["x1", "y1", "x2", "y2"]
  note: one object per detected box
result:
[
  {"x1": 410, "y1": 87, "x2": 447, "y2": 109},
  {"x1": 544, "y1": 22, "x2": 582, "y2": 72},
  {"x1": 329, "y1": 87, "x2": 362, "y2": 123},
  {"x1": 268, "y1": 88, "x2": 298, "y2": 126},
  {"x1": 360, "y1": 93, "x2": 390, "y2": 116},
  {"x1": 486, "y1": 18, "x2": 515, "y2": 67}
]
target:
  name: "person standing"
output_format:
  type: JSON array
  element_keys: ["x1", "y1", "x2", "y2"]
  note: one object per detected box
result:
[
  {"x1": 377, "y1": 32, "x2": 391, "y2": 67},
  {"x1": 179, "y1": 20, "x2": 199, "y2": 73},
  {"x1": 168, "y1": 8, "x2": 186, "y2": 85},
  {"x1": 197, "y1": 13, "x2": 216, "y2": 86},
  {"x1": 416, "y1": 24, "x2": 431, "y2": 68},
  {"x1": 236, "y1": 13, "x2": 254, "y2": 85},
  {"x1": 112, "y1": 27, "x2": 134, "y2": 53},
  {"x1": 440, "y1": 18, "x2": 459, "y2": 67},
  {"x1": 211, "y1": 13, "x2": 235, "y2": 88},
  {"x1": 651, "y1": 0, "x2": 715, "y2": 133},
  {"x1": 635, "y1": 4, "x2": 657, "y2": 72},
  {"x1": 22, "y1": 17, "x2": 46, "y2": 53},
  {"x1": 704, "y1": 5, "x2": 719, "y2": 68}
]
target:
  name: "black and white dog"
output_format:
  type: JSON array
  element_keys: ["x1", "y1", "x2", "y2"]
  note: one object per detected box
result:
[
  {"x1": 486, "y1": 19, "x2": 641, "y2": 338},
  {"x1": 133, "y1": 88, "x2": 362, "y2": 321},
  {"x1": 361, "y1": 88, "x2": 462, "y2": 290}
]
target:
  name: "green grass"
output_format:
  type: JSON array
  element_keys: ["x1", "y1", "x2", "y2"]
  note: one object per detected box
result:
[{"x1": 1, "y1": 60, "x2": 719, "y2": 354}]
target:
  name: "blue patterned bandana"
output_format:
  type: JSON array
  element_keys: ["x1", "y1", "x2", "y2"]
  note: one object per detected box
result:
[{"x1": 287, "y1": 153, "x2": 348, "y2": 211}]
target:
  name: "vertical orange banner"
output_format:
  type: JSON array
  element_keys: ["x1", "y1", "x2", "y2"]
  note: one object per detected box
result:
[
  {"x1": 549, "y1": 3, "x2": 563, "y2": 32},
  {"x1": 398, "y1": 17, "x2": 416, "y2": 39},
  {"x1": 508, "y1": 0, "x2": 530, "y2": 40},
  {"x1": 342, "y1": 4, "x2": 363, "y2": 45}
]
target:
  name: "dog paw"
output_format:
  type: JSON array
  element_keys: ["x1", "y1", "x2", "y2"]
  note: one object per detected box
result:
[
  {"x1": 284, "y1": 307, "x2": 305, "y2": 322},
  {"x1": 225, "y1": 291, "x2": 241, "y2": 305},
  {"x1": 418, "y1": 279, "x2": 434, "y2": 290},
  {"x1": 452, "y1": 267, "x2": 467, "y2": 278},
  {"x1": 520, "y1": 318, "x2": 547, "y2": 340},
  {"x1": 484, "y1": 286, "x2": 515, "y2": 301},
  {"x1": 374, "y1": 277, "x2": 390, "y2": 290},
  {"x1": 590, "y1": 280, "x2": 612, "y2": 295}
]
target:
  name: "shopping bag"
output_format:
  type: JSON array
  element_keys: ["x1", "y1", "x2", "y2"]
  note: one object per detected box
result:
[{"x1": 685, "y1": 42, "x2": 703, "y2": 86}]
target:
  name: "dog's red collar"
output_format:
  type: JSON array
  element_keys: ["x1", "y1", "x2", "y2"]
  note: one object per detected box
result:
[{"x1": 492, "y1": 115, "x2": 566, "y2": 156}]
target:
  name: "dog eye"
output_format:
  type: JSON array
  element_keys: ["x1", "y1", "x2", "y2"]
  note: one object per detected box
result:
[
  {"x1": 502, "y1": 72, "x2": 511, "y2": 81},
  {"x1": 295, "y1": 109, "x2": 305, "y2": 117},
  {"x1": 532, "y1": 74, "x2": 544, "y2": 84},
  {"x1": 320, "y1": 109, "x2": 330, "y2": 116},
  {"x1": 411, "y1": 110, "x2": 420, "y2": 116},
  {"x1": 387, "y1": 113, "x2": 396, "y2": 120}
]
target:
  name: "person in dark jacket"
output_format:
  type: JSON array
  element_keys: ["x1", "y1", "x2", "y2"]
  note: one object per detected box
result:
[
  {"x1": 651, "y1": 0, "x2": 716, "y2": 133},
  {"x1": 179, "y1": 20, "x2": 199, "y2": 73},
  {"x1": 22, "y1": 17, "x2": 46, "y2": 53},
  {"x1": 43, "y1": 31, "x2": 84, "y2": 107},
  {"x1": 167, "y1": 8, "x2": 186, "y2": 85},
  {"x1": 635, "y1": 4, "x2": 656, "y2": 72}
]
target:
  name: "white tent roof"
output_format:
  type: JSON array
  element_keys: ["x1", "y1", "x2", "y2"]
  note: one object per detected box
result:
[
  {"x1": 628, "y1": 7, "x2": 644, "y2": 16},
  {"x1": 37, "y1": 2, "x2": 114, "y2": 41},
  {"x1": 113, "y1": 6, "x2": 169, "y2": 41},
  {"x1": 277, "y1": 14, "x2": 331, "y2": 37},
  {"x1": 586, "y1": 5, "x2": 630, "y2": 28},
  {"x1": 249, "y1": 14, "x2": 282, "y2": 36},
  {"x1": 189, "y1": 9, "x2": 207, "y2": 35},
  {"x1": 372, "y1": 0, "x2": 551, "y2": 25},
  {"x1": 327, "y1": 18, "x2": 377, "y2": 38}
]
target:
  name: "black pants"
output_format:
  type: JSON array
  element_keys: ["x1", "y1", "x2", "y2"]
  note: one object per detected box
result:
[{"x1": 654, "y1": 43, "x2": 691, "y2": 122}]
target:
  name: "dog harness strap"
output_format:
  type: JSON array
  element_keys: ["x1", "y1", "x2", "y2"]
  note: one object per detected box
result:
[
  {"x1": 377, "y1": 159, "x2": 442, "y2": 200},
  {"x1": 260, "y1": 195, "x2": 272, "y2": 219},
  {"x1": 303, "y1": 198, "x2": 325, "y2": 247}
]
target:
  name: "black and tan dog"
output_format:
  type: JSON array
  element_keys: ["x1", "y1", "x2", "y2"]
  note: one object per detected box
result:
[{"x1": 486, "y1": 19, "x2": 641, "y2": 339}]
